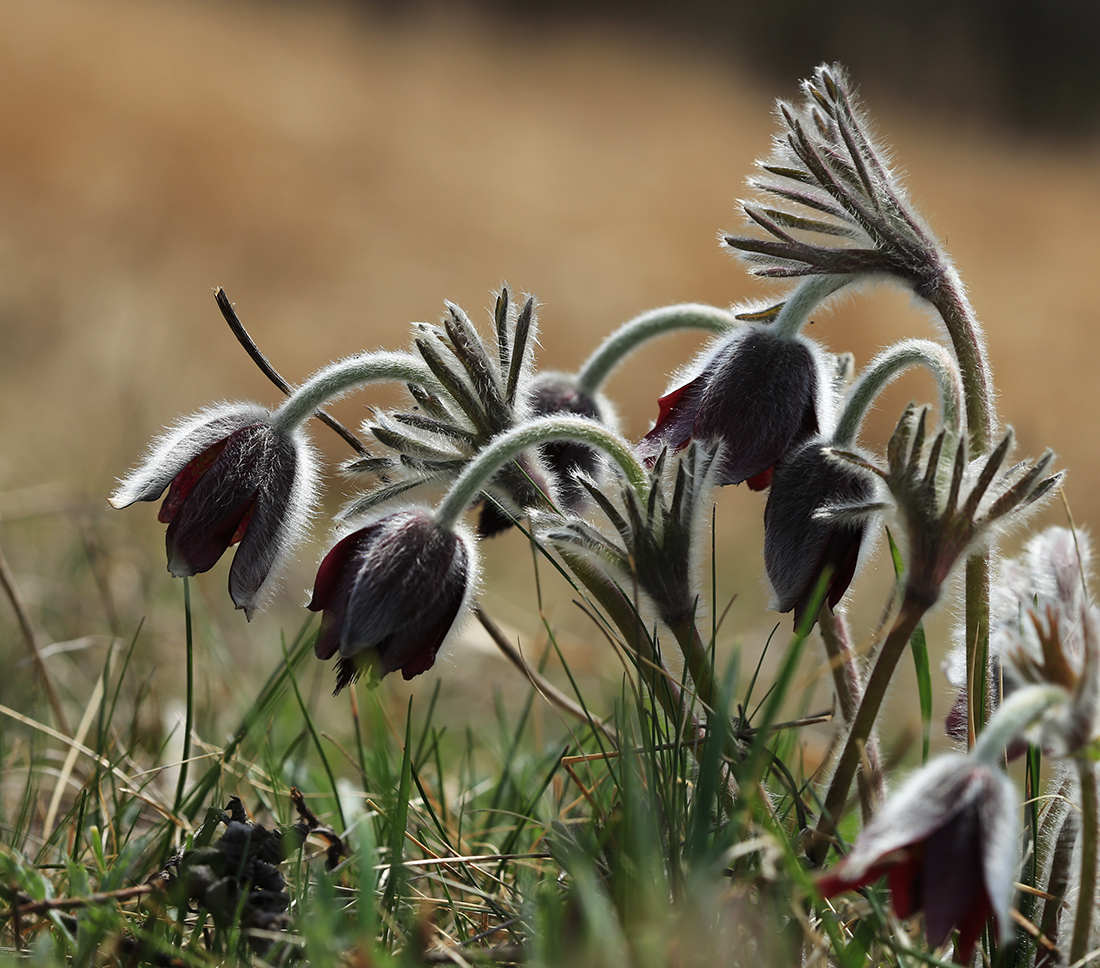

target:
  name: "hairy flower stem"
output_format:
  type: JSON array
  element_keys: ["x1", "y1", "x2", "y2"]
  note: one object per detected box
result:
[
  {"x1": 833, "y1": 339, "x2": 963, "y2": 447},
  {"x1": 817, "y1": 608, "x2": 883, "y2": 820},
  {"x1": 1072, "y1": 759, "x2": 1099, "y2": 964},
  {"x1": 920, "y1": 271, "x2": 997, "y2": 742},
  {"x1": 575, "y1": 304, "x2": 739, "y2": 395},
  {"x1": 559, "y1": 548, "x2": 704, "y2": 745},
  {"x1": 270, "y1": 353, "x2": 440, "y2": 434},
  {"x1": 666, "y1": 614, "x2": 721, "y2": 721},
  {"x1": 810, "y1": 595, "x2": 927, "y2": 864},
  {"x1": 434, "y1": 417, "x2": 649, "y2": 530},
  {"x1": 771, "y1": 275, "x2": 849, "y2": 341}
]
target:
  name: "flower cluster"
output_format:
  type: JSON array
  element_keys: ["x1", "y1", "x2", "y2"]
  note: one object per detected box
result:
[{"x1": 107, "y1": 63, "x2": 1082, "y2": 966}]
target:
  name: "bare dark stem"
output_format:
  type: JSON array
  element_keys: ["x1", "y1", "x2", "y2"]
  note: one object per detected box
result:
[
  {"x1": 474, "y1": 604, "x2": 616, "y2": 744},
  {"x1": 0, "y1": 539, "x2": 69, "y2": 734},
  {"x1": 214, "y1": 288, "x2": 368, "y2": 455}
]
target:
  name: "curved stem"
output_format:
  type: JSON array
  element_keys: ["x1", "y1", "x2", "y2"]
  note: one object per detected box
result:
[
  {"x1": 771, "y1": 275, "x2": 849, "y2": 340},
  {"x1": 968, "y1": 684, "x2": 1067, "y2": 767},
  {"x1": 575, "y1": 303, "x2": 738, "y2": 395},
  {"x1": 919, "y1": 266, "x2": 995, "y2": 453},
  {"x1": 270, "y1": 353, "x2": 439, "y2": 434},
  {"x1": 833, "y1": 339, "x2": 963, "y2": 447},
  {"x1": 434, "y1": 417, "x2": 648, "y2": 530},
  {"x1": 921, "y1": 270, "x2": 997, "y2": 746}
]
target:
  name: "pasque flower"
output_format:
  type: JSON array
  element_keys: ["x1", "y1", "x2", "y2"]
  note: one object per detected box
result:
[
  {"x1": 110, "y1": 403, "x2": 318, "y2": 617},
  {"x1": 637, "y1": 321, "x2": 826, "y2": 488},
  {"x1": 308, "y1": 508, "x2": 474, "y2": 692},
  {"x1": 818, "y1": 754, "x2": 1019, "y2": 963},
  {"x1": 763, "y1": 439, "x2": 876, "y2": 626}
]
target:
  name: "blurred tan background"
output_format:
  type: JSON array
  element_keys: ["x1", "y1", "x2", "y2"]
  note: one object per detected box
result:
[{"x1": 1, "y1": 0, "x2": 1098, "y2": 739}]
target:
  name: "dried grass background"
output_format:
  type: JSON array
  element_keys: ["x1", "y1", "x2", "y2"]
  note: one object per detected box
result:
[{"x1": 1, "y1": 0, "x2": 1098, "y2": 735}]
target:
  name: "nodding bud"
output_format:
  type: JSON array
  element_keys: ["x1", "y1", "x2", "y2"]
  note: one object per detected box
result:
[
  {"x1": 308, "y1": 508, "x2": 475, "y2": 692},
  {"x1": 109, "y1": 403, "x2": 318, "y2": 617},
  {"x1": 818, "y1": 754, "x2": 1019, "y2": 963},
  {"x1": 764, "y1": 440, "x2": 877, "y2": 627},
  {"x1": 479, "y1": 373, "x2": 609, "y2": 536},
  {"x1": 637, "y1": 324, "x2": 822, "y2": 488}
]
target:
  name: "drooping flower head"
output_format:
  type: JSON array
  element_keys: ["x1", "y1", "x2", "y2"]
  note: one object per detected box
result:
[
  {"x1": 764, "y1": 439, "x2": 877, "y2": 627},
  {"x1": 308, "y1": 507, "x2": 476, "y2": 692},
  {"x1": 110, "y1": 403, "x2": 319, "y2": 617},
  {"x1": 818, "y1": 755, "x2": 1019, "y2": 963},
  {"x1": 637, "y1": 322, "x2": 826, "y2": 489}
]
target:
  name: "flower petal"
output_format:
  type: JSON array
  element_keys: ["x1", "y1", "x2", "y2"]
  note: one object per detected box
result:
[{"x1": 109, "y1": 403, "x2": 271, "y2": 509}]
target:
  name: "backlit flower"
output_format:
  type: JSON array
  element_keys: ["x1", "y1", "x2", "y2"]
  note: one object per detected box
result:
[
  {"x1": 818, "y1": 755, "x2": 1018, "y2": 963},
  {"x1": 308, "y1": 508, "x2": 475, "y2": 692},
  {"x1": 110, "y1": 403, "x2": 318, "y2": 617},
  {"x1": 637, "y1": 324, "x2": 823, "y2": 488}
]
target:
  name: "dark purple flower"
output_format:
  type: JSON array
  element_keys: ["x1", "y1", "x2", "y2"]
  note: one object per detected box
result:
[
  {"x1": 637, "y1": 325, "x2": 822, "y2": 488},
  {"x1": 763, "y1": 440, "x2": 876, "y2": 627},
  {"x1": 818, "y1": 756, "x2": 1018, "y2": 964},
  {"x1": 308, "y1": 508, "x2": 473, "y2": 692},
  {"x1": 110, "y1": 404, "x2": 318, "y2": 616}
]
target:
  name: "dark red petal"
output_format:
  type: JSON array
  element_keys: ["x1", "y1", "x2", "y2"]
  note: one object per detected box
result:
[
  {"x1": 885, "y1": 848, "x2": 922, "y2": 920},
  {"x1": 309, "y1": 529, "x2": 373, "y2": 660},
  {"x1": 746, "y1": 467, "x2": 774, "y2": 491},
  {"x1": 637, "y1": 375, "x2": 708, "y2": 465},
  {"x1": 694, "y1": 328, "x2": 819, "y2": 485},
  {"x1": 166, "y1": 493, "x2": 255, "y2": 576},
  {"x1": 953, "y1": 892, "x2": 993, "y2": 964},
  {"x1": 308, "y1": 530, "x2": 372, "y2": 613},
  {"x1": 157, "y1": 438, "x2": 230, "y2": 524},
  {"x1": 922, "y1": 799, "x2": 984, "y2": 949},
  {"x1": 816, "y1": 857, "x2": 897, "y2": 899}
]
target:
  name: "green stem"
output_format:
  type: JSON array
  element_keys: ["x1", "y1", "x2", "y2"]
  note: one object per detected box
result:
[
  {"x1": 1071, "y1": 758, "x2": 1098, "y2": 964},
  {"x1": 817, "y1": 607, "x2": 882, "y2": 821},
  {"x1": 575, "y1": 304, "x2": 738, "y2": 395},
  {"x1": 771, "y1": 275, "x2": 849, "y2": 340},
  {"x1": 270, "y1": 352, "x2": 438, "y2": 434},
  {"x1": 173, "y1": 577, "x2": 194, "y2": 815},
  {"x1": 433, "y1": 417, "x2": 648, "y2": 530},
  {"x1": 666, "y1": 613, "x2": 720, "y2": 720},
  {"x1": 921, "y1": 271, "x2": 997, "y2": 747},
  {"x1": 810, "y1": 595, "x2": 927, "y2": 863},
  {"x1": 833, "y1": 339, "x2": 963, "y2": 447}
]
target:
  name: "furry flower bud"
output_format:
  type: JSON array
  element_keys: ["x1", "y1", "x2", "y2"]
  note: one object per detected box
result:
[
  {"x1": 818, "y1": 755, "x2": 1019, "y2": 963},
  {"x1": 110, "y1": 403, "x2": 318, "y2": 617},
  {"x1": 637, "y1": 324, "x2": 823, "y2": 488},
  {"x1": 764, "y1": 439, "x2": 877, "y2": 626},
  {"x1": 308, "y1": 508, "x2": 474, "y2": 692}
]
